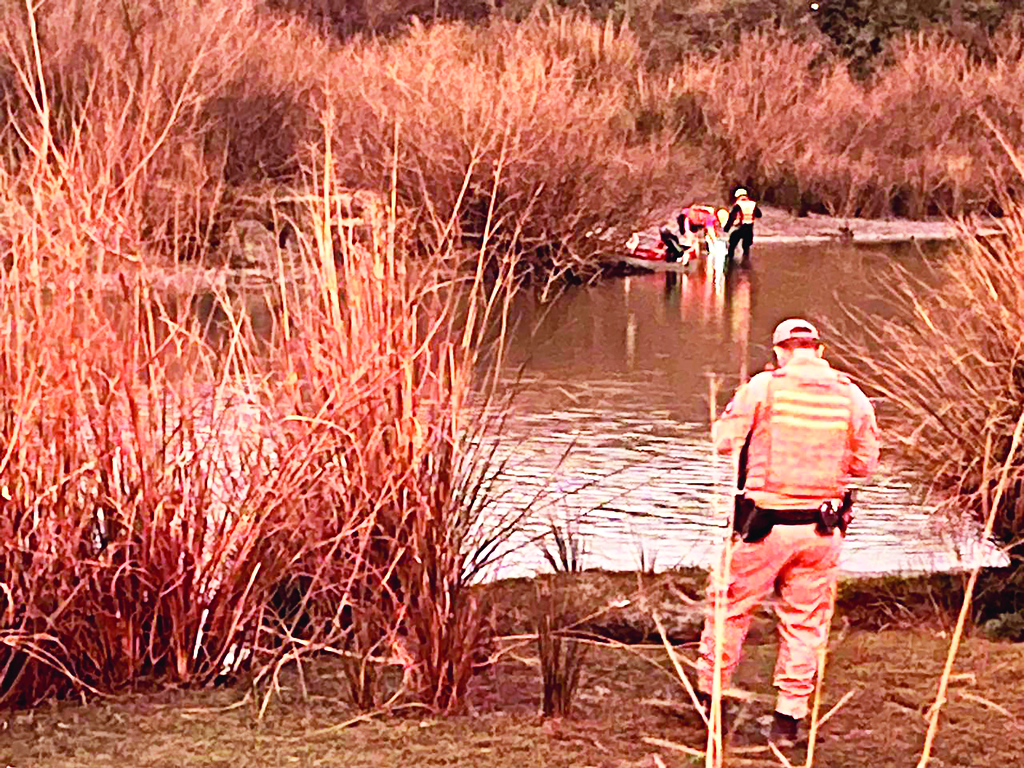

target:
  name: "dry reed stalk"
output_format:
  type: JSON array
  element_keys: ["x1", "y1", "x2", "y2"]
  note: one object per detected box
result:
[
  {"x1": 651, "y1": 610, "x2": 707, "y2": 727},
  {"x1": 957, "y1": 691, "x2": 1014, "y2": 719},
  {"x1": 816, "y1": 689, "x2": 855, "y2": 728},
  {"x1": 706, "y1": 537, "x2": 735, "y2": 768},
  {"x1": 801, "y1": 579, "x2": 838, "y2": 768},
  {"x1": 916, "y1": 408, "x2": 1024, "y2": 767},
  {"x1": 705, "y1": 370, "x2": 729, "y2": 768},
  {"x1": 768, "y1": 740, "x2": 798, "y2": 768},
  {"x1": 642, "y1": 735, "x2": 705, "y2": 758},
  {"x1": 290, "y1": 109, "x2": 545, "y2": 714}
]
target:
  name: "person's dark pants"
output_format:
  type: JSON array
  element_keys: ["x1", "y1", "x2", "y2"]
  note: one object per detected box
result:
[
  {"x1": 728, "y1": 224, "x2": 755, "y2": 266},
  {"x1": 661, "y1": 229, "x2": 687, "y2": 263}
]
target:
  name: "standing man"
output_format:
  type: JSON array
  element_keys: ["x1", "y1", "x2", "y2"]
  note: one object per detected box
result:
[
  {"x1": 695, "y1": 318, "x2": 879, "y2": 746},
  {"x1": 724, "y1": 188, "x2": 761, "y2": 268}
]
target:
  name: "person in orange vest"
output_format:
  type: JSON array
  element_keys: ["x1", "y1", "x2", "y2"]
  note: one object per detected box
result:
[
  {"x1": 723, "y1": 188, "x2": 762, "y2": 267},
  {"x1": 678, "y1": 204, "x2": 721, "y2": 256},
  {"x1": 695, "y1": 318, "x2": 879, "y2": 747}
]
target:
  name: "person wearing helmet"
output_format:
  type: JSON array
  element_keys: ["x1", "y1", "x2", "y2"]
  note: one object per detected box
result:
[
  {"x1": 724, "y1": 188, "x2": 762, "y2": 268},
  {"x1": 694, "y1": 318, "x2": 879, "y2": 748}
]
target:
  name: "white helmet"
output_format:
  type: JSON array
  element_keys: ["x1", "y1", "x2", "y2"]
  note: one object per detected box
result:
[{"x1": 734, "y1": 188, "x2": 748, "y2": 199}]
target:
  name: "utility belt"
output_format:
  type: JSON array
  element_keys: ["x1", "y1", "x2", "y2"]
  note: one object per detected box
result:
[{"x1": 733, "y1": 491, "x2": 854, "y2": 544}]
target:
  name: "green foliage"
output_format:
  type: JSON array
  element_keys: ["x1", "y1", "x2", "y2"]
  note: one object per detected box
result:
[
  {"x1": 981, "y1": 610, "x2": 1024, "y2": 641},
  {"x1": 811, "y1": 0, "x2": 1012, "y2": 74}
]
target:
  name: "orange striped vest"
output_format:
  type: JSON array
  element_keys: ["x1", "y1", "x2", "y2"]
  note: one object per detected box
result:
[
  {"x1": 736, "y1": 198, "x2": 758, "y2": 225},
  {"x1": 758, "y1": 365, "x2": 853, "y2": 499},
  {"x1": 685, "y1": 205, "x2": 715, "y2": 225}
]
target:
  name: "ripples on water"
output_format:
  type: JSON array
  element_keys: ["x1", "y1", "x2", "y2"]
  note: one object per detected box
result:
[{"x1": 477, "y1": 243, "x2": 1008, "y2": 581}]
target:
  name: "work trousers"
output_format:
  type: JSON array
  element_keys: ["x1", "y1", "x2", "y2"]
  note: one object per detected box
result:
[
  {"x1": 727, "y1": 224, "x2": 755, "y2": 265},
  {"x1": 660, "y1": 228, "x2": 689, "y2": 263},
  {"x1": 696, "y1": 523, "x2": 841, "y2": 719}
]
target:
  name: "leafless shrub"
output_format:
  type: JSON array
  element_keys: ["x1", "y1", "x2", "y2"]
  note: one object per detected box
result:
[
  {"x1": 832, "y1": 137, "x2": 1024, "y2": 618},
  {"x1": 0, "y1": 6, "x2": 528, "y2": 712}
]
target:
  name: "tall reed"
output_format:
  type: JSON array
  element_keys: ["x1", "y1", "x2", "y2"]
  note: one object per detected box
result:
[
  {"x1": 0, "y1": 1, "x2": 528, "y2": 713},
  {"x1": 832, "y1": 136, "x2": 1024, "y2": 628},
  {"x1": 534, "y1": 523, "x2": 589, "y2": 718}
]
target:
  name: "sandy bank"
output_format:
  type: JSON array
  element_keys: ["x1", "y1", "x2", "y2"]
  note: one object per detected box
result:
[
  {"x1": 755, "y1": 206, "x2": 1001, "y2": 244},
  {"x1": 639, "y1": 203, "x2": 1001, "y2": 248}
]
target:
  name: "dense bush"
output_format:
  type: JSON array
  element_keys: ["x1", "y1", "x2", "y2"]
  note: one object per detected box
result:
[
  {"x1": 265, "y1": 0, "x2": 494, "y2": 36},
  {"x1": 834, "y1": 174, "x2": 1024, "y2": 622},
  {"x1": 0, "y1": 58, "x2": 520, "y2": 709},
  {"x1": 667, "y1": 26, "x2": 1024, "y2": 217},
  {"x1": 3, "y1": 0, "x2": 1024, "y2": 280},
  {"x1": 267, "y1": 0, "x2": 1014, "y2": 70},
  {"x1": 0, "y1": 2, "x2": 698, "y2": 277},
  {"x1": 811, "y1": 0, "x2": 1012, "y2": 74}
]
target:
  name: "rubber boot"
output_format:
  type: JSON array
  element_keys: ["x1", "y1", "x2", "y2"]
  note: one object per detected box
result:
[{"x1": 767, "y1": 711, "x2": 801, "y2": 747}]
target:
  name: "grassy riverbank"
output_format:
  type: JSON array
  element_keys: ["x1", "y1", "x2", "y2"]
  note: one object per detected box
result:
[{"x1": 3, "y1": 570, "x2": 1022, "y2": 768}]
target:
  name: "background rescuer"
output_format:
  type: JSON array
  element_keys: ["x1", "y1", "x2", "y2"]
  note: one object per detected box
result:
[
  {"x1": 696, "y1": 318, "x2": 879, "y2": 745},
  {"x1": 723, "y1": 188, "x2": 761, "y2": 267}
]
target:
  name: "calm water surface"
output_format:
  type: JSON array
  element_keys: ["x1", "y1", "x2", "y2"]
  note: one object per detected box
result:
[{"x1": 479, "y1": 241, "x2": 1007, "y2": 581}]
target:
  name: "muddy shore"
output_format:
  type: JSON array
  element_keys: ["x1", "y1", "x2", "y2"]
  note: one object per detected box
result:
[
  {"x1": 2, "y1": 569, "x2": 1018, "y2": 768},
  {"x1": 752, "y1": 206, "x2": 1000, "y2": 245},
  {"x1": 84, "y1": 206, "x2": 1002, "y2": 296},
  {"x1": 641, "y1": 204, "x2": 1000, "y2": 247}
]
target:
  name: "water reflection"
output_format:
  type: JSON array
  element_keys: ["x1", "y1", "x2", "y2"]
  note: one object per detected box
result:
[{"x1": 483, "y1": 243, "x2": 1007, "y2": 581}]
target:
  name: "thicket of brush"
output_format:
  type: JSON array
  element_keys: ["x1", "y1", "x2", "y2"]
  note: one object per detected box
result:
[
  {"x1": 0, "y1": 0, "x2": 692, "y2": 280},
  {"x1": 836, "y1": 149, "x2": 1024, "y2": 633},
  {"x1": 268, "y1": 0, "x2": 1014, "y2": 68},
  {"x1": 0, "y1": 0, "x2": 541, "y2": 705},
  {"x1": 269, "y1": 0, "x2": 821, "y2": 57},
  {"x1": 668, "y1": 23, "x2": 1024, "y2": 218},
  {"x1": 5, "y1": 1, "x2": 1024, "y2": 282}
]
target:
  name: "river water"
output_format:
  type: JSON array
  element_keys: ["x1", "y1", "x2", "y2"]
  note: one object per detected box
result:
[{"x1": 478, "y1": 241, "x2": 1009, "y2": 581}]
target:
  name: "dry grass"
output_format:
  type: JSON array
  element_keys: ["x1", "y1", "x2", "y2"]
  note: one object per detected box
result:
[
  {"x1": 666, "y1": 22, "x2": 1024, "y2": 218},
  {"x1": 833, "y1": 187, "x2": 1024, "y2": 561},
  {"x1": 828, "y1": 149, "x2": 1024, "y2": 764},
  {"x1": 0, "y1": 0, "x2": 542, "y2": 714},
  {"x1": 4, "y1": 619, "x2": 1024, "y2": 767},
  {"x1": 533, "y1": 524, "x2": 589, "y2": 718},
  {"x1": 5, "y1": 2, "x2": 1021, "y2": 281}
]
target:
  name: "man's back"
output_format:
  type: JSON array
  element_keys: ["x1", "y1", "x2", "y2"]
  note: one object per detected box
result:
[{"x1": 713, "y1": 356, "x2": 879, "y2": 510}]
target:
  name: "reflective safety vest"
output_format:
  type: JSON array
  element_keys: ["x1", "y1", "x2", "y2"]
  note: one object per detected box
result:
[
  {"x1": 684, "y1": 205, "x2": 716, "y2": 226},
  {"x1": 757, "y1": 365, "x2": 854, "y2": 499},
  {"x1": 736, "y1": 198, "x2": 758, "y2": 225}
]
